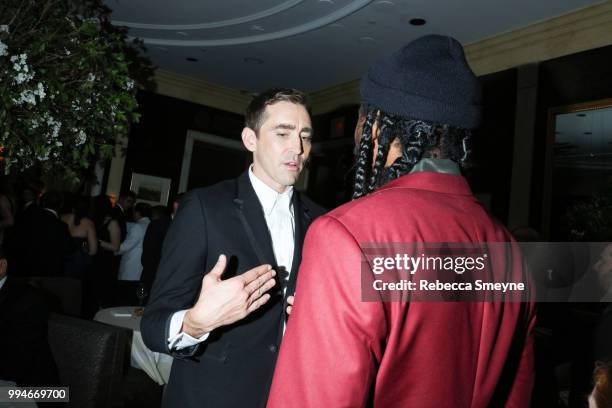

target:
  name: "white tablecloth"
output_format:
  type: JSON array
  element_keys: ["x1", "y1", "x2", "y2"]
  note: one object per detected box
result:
[{"x1": 94, "y1": 307, "x2": 172, "y2": 385}]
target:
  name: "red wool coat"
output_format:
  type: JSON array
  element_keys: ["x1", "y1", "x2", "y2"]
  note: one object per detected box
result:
[{"x1": 267, "y1": 172, "x2": 535, "y2": 408}]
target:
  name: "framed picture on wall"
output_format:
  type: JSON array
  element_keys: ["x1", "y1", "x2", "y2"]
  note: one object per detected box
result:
[{"x1": 130, "y1": 173, "x2": 172, "y2": 206}]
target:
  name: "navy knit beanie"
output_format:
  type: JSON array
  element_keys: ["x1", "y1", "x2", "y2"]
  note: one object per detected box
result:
[{"x1": 360, "y1": 35, "x2": 482, "y2": 130}]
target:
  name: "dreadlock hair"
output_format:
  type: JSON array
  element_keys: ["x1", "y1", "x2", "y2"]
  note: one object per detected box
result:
[{"x1": 352, "y1": 105, "x2": 473, "y2": 200}]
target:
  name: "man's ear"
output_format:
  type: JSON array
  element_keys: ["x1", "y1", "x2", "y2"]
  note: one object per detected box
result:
[
  {"x1": 241, "y1": 127, "x2": 257, "y2": 153},
  {"x1": 0, "y1": 259, "x2": 7, "y2": 279}
]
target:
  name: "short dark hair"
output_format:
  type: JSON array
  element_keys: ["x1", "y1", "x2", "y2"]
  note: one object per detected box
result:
[
  {"x1": 134, "y1": 202, "x2": 152, "y2": 218},
  {"x1": 245, "y1": 88, "x2": 310, "y2": 133},
  {"x1": 40, "y1": 191, "x2": 64, "y2": 212}
]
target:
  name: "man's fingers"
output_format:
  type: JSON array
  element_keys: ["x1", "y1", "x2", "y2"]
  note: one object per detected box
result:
[
  {"x1": 246, "y1": 276, "x2": 276, "y2": 303},
  {"x1": 241, "y1": 264, "x2": 273, "y2": 286},
  {"x1": 286, "y1": 295, "x2": 294, "y2": 315},
  {"x1": 243, "y1": 268, "x2": 275, "y2": 295},
  {"x1": 247, "y1": 293, "x2": 271, "y2": 314},
  {"x1": 206, "y1": 254, "x2": 227, "y2": 281}
]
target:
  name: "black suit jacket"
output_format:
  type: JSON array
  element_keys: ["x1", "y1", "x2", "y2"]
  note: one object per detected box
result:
[
  {"x1": 12, "y1": 208, "x2": 75, "y2": 277},
  {"x1": 140, "y1": 213, "x2": 172, "y2": 293},
  {"x1": 0, "y1": 277, "x2": 60, "y2": 386},
  {"x1": 141, "y1": 172, "x2": 325, "y2": 408}
]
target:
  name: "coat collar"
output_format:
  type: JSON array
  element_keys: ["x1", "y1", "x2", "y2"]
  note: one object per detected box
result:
[{"x1": 377, "y1": 171, "x2": 474, "y2": 197}]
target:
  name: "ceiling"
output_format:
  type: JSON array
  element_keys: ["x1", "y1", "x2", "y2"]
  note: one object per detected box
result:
[{"x1": 105, "y1": 0, "x2": 603, "y2": 94}]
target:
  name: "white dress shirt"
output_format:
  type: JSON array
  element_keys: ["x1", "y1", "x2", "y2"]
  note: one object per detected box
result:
[
  {"x1": 117, "y1": 217, "x2": 150, "y2": 281},
  {"x1": 167, "y1": 167, "x2": 296, "y2": 350}
]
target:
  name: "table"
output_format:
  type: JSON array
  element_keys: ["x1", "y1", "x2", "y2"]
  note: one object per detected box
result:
[{"x1": 94, "y1": 307, "x2": 173, "y2": 385}]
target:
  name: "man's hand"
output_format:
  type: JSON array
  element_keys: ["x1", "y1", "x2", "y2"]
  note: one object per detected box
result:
[
  {"x1": 182, "y1": 255, "x2": 276, "y2": 338},
  {"x1": 286, "y1": 295, "x2": 294, "y2": 315}
]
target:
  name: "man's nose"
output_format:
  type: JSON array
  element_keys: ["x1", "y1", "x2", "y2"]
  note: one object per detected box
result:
[{"x1": 288, "y1": 134, "x2": 303, "y2": 155}]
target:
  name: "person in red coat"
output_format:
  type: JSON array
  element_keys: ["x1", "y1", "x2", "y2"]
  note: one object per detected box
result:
[{"x1": 267, "y1": 35, "x2": 535, "y2": 408}]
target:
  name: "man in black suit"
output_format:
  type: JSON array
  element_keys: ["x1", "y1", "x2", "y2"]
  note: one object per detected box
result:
[
  {"x1": 12, "y1": 192, "x2": 75, "y2": 277},
  {"x1": 0, "y1": 246, "x2": 60, "y2": 387},
  {"x1": 140, "y1": 205, "x2": 172, "y2": 294},
  {"x1": 141, "y1": 89, "x2": 324, "y2": 408}
]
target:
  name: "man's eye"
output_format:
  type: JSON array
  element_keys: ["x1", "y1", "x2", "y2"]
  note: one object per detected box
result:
[
  {"x1": 301, "y1": 136, "x2": 312, "y2": 142},
  {"x1": 277, "y1": 133, "x2": 288, "y2": 137}
]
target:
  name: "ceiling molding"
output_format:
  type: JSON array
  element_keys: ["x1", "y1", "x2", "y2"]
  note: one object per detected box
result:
[
  {"x1": 154, "y1": 70, "x2": 250, "y2": 115},
  {"x1": 131, "y1": 0, "x2": 372, "y2": 47},
  {"x1": 113, "y1": 0, "x2": 303, "y2": 30},
  {"x1": 153, "y1": 1, "x2": 612, "y2": 115},
  {"x1": 465, "y1": 0, "x2": 612, "y2": 76}
]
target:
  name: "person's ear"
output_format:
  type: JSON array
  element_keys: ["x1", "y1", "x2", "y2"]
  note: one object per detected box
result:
[
  {"x1": 241, "y1": 127, "x2": 257, "y2": 153},
  {"x1": 0, "y1": 259, "x2": 7, "y2": 279}
]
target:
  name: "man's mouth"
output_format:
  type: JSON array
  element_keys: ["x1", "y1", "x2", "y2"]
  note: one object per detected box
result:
[{"x1": 283, "y1": 161, "x2": 300, "y2": 171}]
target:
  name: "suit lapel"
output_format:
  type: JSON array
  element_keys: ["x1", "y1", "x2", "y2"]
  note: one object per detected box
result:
[
  {"x1": 286, "y1": 192, "x2": 311, "y2": 296},
  {"x1": 234, "y1": 172, "x2": 277, "y2": 267}
]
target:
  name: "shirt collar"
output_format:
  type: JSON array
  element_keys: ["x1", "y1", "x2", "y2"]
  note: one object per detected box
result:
[
  {"x1": 0, "y1": 276, "x2": 6, "y2": 291},
  {"x1": 44, "y1": 208, "x2": 58, "y2": 218},
  {"x1": 248, "y1": 166, "x2": 293, "y2": 216}
]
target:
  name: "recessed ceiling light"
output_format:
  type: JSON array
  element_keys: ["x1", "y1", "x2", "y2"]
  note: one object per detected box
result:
[
  {"x1": 244, "y1": 57, "x2": 264, "y2": 64},
  {"x1": 375, "y1": 0, "x2": 395, "y2": 5},
  {"x1": 176, "y1": 31, "x2": 189, "y2": 36},
  {"x1": 577, "y1": 113, "x2": 587, "y2": 117},
  {"x1": 186, "y1": 57, "x2": 198, "y2": 62},
  {"x1": 584, "y1": 132, "x2": 593, "y2": 135},
  {"x1": 360, "y1": 36, "x2": 376, "y2": 43},
  {"x1": 250, "y1": 25, "x2": 265, "y2": 32},
  {"x1": 409, "y1": 18, "x2": 427, "y2": 26}
]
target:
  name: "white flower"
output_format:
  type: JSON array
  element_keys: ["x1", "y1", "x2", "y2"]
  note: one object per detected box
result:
[
  {"x1": 14, "y1": 71, "x2": 33, "y2": 85},
  {"x1": 36, "y1": 82, "x2": 46, "y2": 99},
  {"x1": 0, "y1": 40, "x2": 7, "y2": 57},
  {"x1": 76, "y1": 130, "x2": 87, "y2": 146},
  {"x1": 87, "y1": 73, "x2": 96, "y2": 82},
  {"x1": 12, "y1": 89, "x2": 37, "y2": 105},
  {"x1": 125, "y1": 79, "x2": 135, "y2": 90},
  {"x1": 0, "y1": 25, "x2": 9, "y2": 33},
  {"x1": 11, "y1": 53, "x2": 27, "y2": 64},
  {"x1": 65, "y1": 48, "x2": 71, "y2": 56}
]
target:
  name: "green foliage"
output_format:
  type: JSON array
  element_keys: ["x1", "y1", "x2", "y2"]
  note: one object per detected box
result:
[{"x1": 0, "y1": 0, "x2": 155, "y2": 183}]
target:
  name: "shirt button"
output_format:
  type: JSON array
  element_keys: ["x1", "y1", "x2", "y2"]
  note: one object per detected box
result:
[{"x1": 269, "y1": 344, "x2": 278, "y2": 353}]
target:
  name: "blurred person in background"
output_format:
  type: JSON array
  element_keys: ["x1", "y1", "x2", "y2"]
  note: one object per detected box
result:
[{"x1": 115, "y1": 202, "x2": 151, "y2": 305}]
